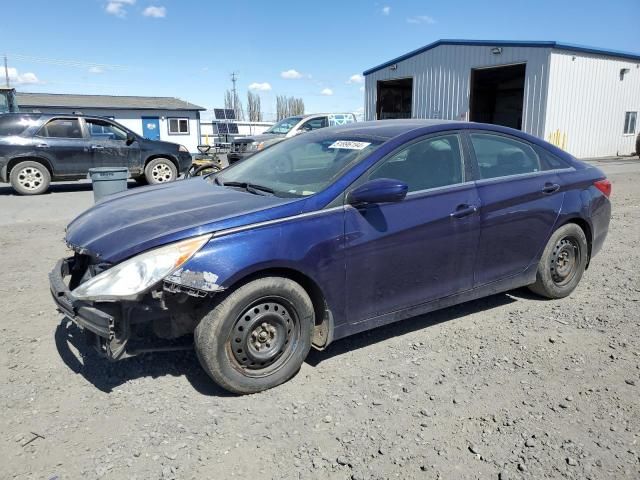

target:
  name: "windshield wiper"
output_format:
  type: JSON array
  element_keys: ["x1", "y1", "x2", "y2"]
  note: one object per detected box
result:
[{"x1": 222, "y1": 181, "x2": 275, "y2": 196}]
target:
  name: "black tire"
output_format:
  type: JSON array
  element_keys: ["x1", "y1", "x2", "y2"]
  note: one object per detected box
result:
[
  {"x1": 144, "y1": 157, "x2": 177, "y2": 184},
  {"x1": 195, "y1": 277, "x2": 315, "y2": 394},
  {"x1": 192, "y1": 163, "x2": 221, "y2": 177},
  {"x1": 528, "y1": 223, "x2": 588, "y2": 299},
  {"x1": 9, "y1": 160, "x2": 51, "y2": 195},
  {"x1": 133, "y1": 176, "x2": 148, "y2": 185}
]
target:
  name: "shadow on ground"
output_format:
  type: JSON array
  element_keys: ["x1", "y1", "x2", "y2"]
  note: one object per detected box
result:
[
  {"x1": 55, "y1": 290, "x2": 524, "y2": 396},
  {"x1": 0, "y1": 180, "x2": 142, "y2": 196}
]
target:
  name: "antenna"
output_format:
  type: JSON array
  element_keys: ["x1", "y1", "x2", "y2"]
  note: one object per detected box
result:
[
  {"x1": 4, "y1": 54, "x2": 10, "y2": 87},
  {"x1": 230, "y1": 72, "x2": 238, "y2": 114}
]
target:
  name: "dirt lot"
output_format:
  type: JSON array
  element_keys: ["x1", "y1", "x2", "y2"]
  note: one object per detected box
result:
[{"x1": 1, "y1": 158, "x2": 639, "y2": 480}]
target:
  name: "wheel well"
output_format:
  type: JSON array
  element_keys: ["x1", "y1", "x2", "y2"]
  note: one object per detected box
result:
[
  {"x1": 7, "y1": 157, "x2": 53, "y2": 178},
  {"x1": 144, "y1": 155, "x2": 178, "y2": 171},
  {"x1": 559, "y1": 218, "x2": 593, "y2": 266},
  {"x1": 225, "y1": 267, "x2": 329, "y2": 328}
]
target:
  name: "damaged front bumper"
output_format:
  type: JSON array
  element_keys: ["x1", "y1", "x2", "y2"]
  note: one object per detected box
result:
[{"x1": 49, "y1": 257, "x2": 211, "y2": 360}]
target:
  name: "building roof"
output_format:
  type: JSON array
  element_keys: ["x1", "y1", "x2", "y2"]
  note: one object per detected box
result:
[
  {"x1": 16, "y1": 92, "x2": 205, "y2": 111},
  {"x1": 363, "y1": 39, "x2": 640, "y2": 76}
]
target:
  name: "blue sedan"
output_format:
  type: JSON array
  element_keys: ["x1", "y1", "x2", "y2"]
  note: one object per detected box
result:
[{"x1": 49, "y1": 120, "x2": 611, "y2": 393}]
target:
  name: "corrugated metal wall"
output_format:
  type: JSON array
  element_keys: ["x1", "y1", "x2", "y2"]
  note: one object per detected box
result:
[
  {"x1": 364, "y1": 44, "x2": 551, "y2": 138},
  {"x1": 545, "y1": 50, "x2": 640, "y2": 158}
]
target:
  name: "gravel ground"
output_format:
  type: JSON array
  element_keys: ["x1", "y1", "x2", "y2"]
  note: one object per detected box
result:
[{"x1": 1, "y1": 158, "x2": 639, "y2": 480}]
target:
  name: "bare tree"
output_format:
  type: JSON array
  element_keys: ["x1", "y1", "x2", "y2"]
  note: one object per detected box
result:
[
  {"x1": 224, "y1": 90, "x2": 233, "y2": 111},
  {"x1": 247, "y1": 91, "x2": 263, "y2": 122},
  {"x1": 276, "y1": 95, "x2": 305, "y2": 120},
  {"x1": 224, "y1": 89, "x2": 245, "y2": 120}
]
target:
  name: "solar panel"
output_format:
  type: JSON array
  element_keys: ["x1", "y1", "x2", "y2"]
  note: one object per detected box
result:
[
  {"x1": 213, "y1": 108, "x2": 226, "y2": 120},
  {"x1": 227, "y1": 123, "x2": 239, "y2": 134},
  {"x1": 217, "y1": 123, "x2": 229, "y2": 134},
  {"x1": 225, "y1": 109, "x2": 236, "y2": 120}
]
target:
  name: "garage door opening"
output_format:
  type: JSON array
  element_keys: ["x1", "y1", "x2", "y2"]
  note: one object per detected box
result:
[
  {"x1": 470, "y1": 63, "x2": 526, "y2": 129},
  {"x1": 377, "y1": 78, "x2": 413, "y2": 119}
]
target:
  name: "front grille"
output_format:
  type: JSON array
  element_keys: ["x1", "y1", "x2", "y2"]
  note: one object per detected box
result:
[{"x1": 232, "y1": 143, "x2": 248, "y2": 153}]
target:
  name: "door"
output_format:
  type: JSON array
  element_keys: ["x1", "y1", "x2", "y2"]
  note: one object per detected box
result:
[
  {"x1": 141, "y1": 116, "x2": 160, "y2": 140},
  {"x1": 467, "y1": 132, "x2": 565, "y2": 285},
  {"x1": 344, "y1": 133, "x2": 480, "y2": 323},
  {"x1": 84, "y1": 118, "x2": 141, "y2": 173},
  {"x1": 35, "y1": 118, "x2": 90, "y2": 177}
]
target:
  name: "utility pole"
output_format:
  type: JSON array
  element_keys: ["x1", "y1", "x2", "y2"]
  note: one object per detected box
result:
[
  {"x1": 4, "y1": 54, "x2": 10, "y2": 87},
  {"x1": 230, "y1": 72, "x2": 238, "y2": 113}
]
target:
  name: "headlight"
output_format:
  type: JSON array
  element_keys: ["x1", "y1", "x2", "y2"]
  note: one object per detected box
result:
[
  {"x1": 179, "y1": 145, "x2": 189, "y2": 153},
  {"x1": 72, "y1": 234, "x2": 211, "y2": 300},
  {"x1": 250, "y1": 141, "x2": 265, "y2": 151}
]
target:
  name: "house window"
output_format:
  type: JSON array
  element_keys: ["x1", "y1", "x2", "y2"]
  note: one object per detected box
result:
[
  {"x1": 624, "y1": 112, "x2": 637, "y2": 135},
  {"x1": 168, "y1": 118, "x2": 189, "y2": 135}
]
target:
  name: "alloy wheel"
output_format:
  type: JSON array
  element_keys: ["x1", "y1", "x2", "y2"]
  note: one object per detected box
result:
[
  {"x1": 17, "y1": 166, "x2": 44, "y2": 191},
  {"x1": 151, "y1": 163, "x2": 174, "y2": 182}
]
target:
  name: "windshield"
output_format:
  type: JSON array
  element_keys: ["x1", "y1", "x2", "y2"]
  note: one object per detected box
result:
[
  {"x1": 264, "y1": 116, "x2": 304, "y2": 135},
  {"x1": 218, "y1": 133, "x2": 383, "y2": 197}
]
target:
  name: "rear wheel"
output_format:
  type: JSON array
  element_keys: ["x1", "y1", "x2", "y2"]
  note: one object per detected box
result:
[
  {"x1": 195, "y1": 277, "x2": 314, "y2": 394},
  {"x1": 10, "y1": 161, "x2": 51, "y2": 195},
  {"x1": 528, "y1": 223, "x2": 588, "y2": 299},
  {"x1": 144, "y1": 158, "x2": 177, "y2": 184}
]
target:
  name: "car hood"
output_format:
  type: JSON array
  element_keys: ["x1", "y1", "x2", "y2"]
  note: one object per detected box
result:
[
  {"x1": 65, "y1": 178, "x2": 301, "y2": 263},
  {"x1": 234, "y1": 133, "x2": 284, "y2": 143}
]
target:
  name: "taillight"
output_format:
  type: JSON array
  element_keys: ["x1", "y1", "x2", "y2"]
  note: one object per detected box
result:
[{"x1": 594, "y1": 179, "x2": 611, "y2": 198}]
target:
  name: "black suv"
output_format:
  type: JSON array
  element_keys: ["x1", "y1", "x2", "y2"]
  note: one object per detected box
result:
[{"x1": 0, "y1": 113, "x2": 192, "y2": 195}]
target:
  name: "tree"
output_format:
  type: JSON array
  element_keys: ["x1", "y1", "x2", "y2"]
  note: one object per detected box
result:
[
  {"x1": 276, "y1": 95, "x2": 305, "y2": 120},
  {"x1": 247, "y1": 91, "x2": 263, "y2": 122},
  {"x1": 224, "y1": 89, "x2": 245, "y2": 121}
]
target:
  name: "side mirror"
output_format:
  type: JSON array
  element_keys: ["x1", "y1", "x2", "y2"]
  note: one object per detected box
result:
[
  {"x1": 126, "y1": 132, "x2": 136, "y2": 146},
  {"x1": 347, "y1": 178, "x2": 408, "y2": 206}
]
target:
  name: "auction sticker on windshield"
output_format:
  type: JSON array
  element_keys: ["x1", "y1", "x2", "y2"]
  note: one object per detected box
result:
[{"x1": 328, "y1": 140, "x2": 371, "y2": 150}]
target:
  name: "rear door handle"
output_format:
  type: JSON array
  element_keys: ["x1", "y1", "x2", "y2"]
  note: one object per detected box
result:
[
  {"x1": 450, "y1": 204, "x2": 478, "y2": 218},
  {"x1": 35, "y1": 143, "x2": 49, "y2": 148},
  {"x1": 542, "y1": 183, "x2": 560, "y2": 194},
  {"x1": 90, "y1": 144, "x2": 105, "y2": 150}
]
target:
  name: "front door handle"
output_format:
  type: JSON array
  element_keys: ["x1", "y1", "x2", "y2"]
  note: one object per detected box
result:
[
  {"x1": 542, "y1": 182, "x2": 560, "y2": 194},
  {"x1": 450, "y1": 204, "x2": 478, "y2": 218},
  {"x1": 35, "y1": 143, "x2": 49, "y2": 148},
  {"x1": 90, "y1": 144, "x2": 105, "y2": 150}
]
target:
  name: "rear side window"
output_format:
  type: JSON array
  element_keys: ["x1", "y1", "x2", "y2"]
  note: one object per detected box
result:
[
  {"x1": 370, "y1": 134, "x2": 464, "y2": 192},
  {"x1": 39, "y1": 118, "x2": 83, "y2": 138},
  {"x1": 470, "y1": 133, "x2": 541, "y2": 179},
  {"x1": 0, "y1": 115, "x2": 40, "y2": 136}
]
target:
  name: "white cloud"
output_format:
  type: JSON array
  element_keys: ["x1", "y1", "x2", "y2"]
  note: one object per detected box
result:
[
  {"x1": 348, "y1": 74, "x2": 364, "y2": 84},
  {"x1": 143, "y1": 6, "x2": 166, "y2": 18},
  {"x1": 382, "y1": 6, "x2": 391, "y2": 15},
  {"x1": 281, "y1": 69, "x2": 303, "y2": 79},
  {"x1": 249, "y1": 82, "x2": 272, "y2": 91},
  {"x1": 406, "y1": 15, "x2": 436, "y2": 24},
  {"x1": 320, "y1": 88, "x2": 333, "y2": 96},
  {"x1": 4, "y1": 67, "x2": 40, "y2": 85},
  {"x1": 105, "y1": 0, "x2": 135, "y2": 18},
  {"x1": 88, "y1": 66, "x2": 104, "y2": 74}
]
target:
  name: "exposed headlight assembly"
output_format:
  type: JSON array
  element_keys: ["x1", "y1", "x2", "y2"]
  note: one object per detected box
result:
[
  {"x1": 72, "y1": 234, "x2": 211, "y2": 301},
  {"x1": 250, "y1": 141, "x2": 265, "y2": 151},
  {"x1": 178, "y1": 145, "x2": 189, "y2": 153}
]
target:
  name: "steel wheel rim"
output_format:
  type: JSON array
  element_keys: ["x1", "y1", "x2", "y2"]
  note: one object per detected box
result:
[
  {"x1": 17, "y1": 166, "x2": 44, "y2": 191},
  {"x1": 151, "y1": 163, "x2": 173, "y2": 182},
  {"x1": 228, "y1": 296, "x2": 300, "y2": 378},
  {"x1": 550, "y1": 236, "x2": 581, "y2": 286}
]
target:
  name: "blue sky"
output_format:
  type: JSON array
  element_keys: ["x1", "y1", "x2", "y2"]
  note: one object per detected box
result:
[{"x1": 3, "y1": 0, "x2": 639, "y2": 120}]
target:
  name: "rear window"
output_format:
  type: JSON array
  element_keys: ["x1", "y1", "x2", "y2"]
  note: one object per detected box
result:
[{"x1": 0, "y1": 115, "x2": 41, "y2": 136}]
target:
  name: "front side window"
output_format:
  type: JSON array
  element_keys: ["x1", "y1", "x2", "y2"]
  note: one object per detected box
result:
[
  {"x1": 624, "y1": 112, "x2": 637, "y2": 135},
  {"x1": 86, "y1": 118, "x2": 127, "y2": 141},
  {"x1": 470, "y1": 133, "x2": 541, "y2": 179},
  {"x1": 299, "y1": 117, "x2": 328, "y2": 132},
  {"x1": 168, "y1": 118, "x2": 189, "y2": 135},
  {"x1": 370, "y1": 134, "x2": 464, "y2": 192},
  {"x1": 38, "y1": 118, "x2": 83, "y2": 139},
  {"x1": 219, "y1": 133, "x2": 382, "y2": 197}
]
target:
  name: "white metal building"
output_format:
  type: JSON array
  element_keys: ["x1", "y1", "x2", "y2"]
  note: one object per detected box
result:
[
  {"x1": 16, "y1": 93, "x2": 205, "y2": 153},
  {"x1": 363, "y1": 40, "x2": 640, "y2": 158}
]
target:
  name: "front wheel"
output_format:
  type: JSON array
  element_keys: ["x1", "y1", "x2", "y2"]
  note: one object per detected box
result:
[
  {"x1": 195, "y1": 277, "x2": 314, "y2": 394},
  {"x1": 10, "y1": 161, "x2": 51, "y2": 195},
  {"x1": 528, "y1": 223, "x2": 588, "y2": 299},
  {"x1": 144, "y1": 158, "x2": 177, "y2": 184}
]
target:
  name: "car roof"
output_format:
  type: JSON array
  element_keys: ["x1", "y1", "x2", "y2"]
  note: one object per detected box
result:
[{"x1": 316, "y1": 119, "x2": 458, "y2": 139}]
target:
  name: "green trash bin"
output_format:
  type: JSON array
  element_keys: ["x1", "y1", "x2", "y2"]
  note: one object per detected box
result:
[{"x1": 88, "y1": 167, "x2": 129, "y2": 203}]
